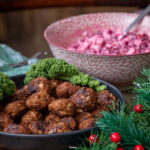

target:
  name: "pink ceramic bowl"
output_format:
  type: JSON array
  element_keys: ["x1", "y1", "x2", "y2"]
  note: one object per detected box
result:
[{"x1": 44, "y1": 12, "x2": 150, "y2": 89}]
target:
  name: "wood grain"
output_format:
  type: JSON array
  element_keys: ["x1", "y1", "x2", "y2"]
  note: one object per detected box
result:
[{"x1": 0, "y1": 0, "x2": 149, "y2": 11}]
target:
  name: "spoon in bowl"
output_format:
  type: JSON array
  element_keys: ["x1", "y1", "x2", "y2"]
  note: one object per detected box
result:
[{"x1": 119, "y1": 3, "x2": 150, "y2": 39}]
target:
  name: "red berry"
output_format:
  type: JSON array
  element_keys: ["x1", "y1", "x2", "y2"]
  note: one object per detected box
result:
[
  {"x1": 134, "y1": 104, "x2": 144, "y2": 113},
  {"x1": 134, "y1": 145, "x2": 145, "y2": 150},
  {"x1": 117, "y1": 148, "x2": 125, "y2": 150},
  {"x1": 110, "y1": 132, "x2": 121, "y2": 143},
  {"x1": 88, "y1": 134, "x2": 99, "y2": 144}
]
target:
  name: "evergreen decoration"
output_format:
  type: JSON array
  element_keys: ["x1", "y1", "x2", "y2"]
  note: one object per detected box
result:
[
  {"x1": 88, "y1": 134, "x2": 99, "y2": 144},
  {"x1": 96, "y1": 105, "x2": 150, "y2": 149},
  {"x1": 76, "y1": 130, "x2": 118, "y2": 150},
  {"x1": 133, "y1": 67, "x2": 150, "y2": 108},
  {"x1": 75, "y1": 66, "x2": 150, "y2": 150}
]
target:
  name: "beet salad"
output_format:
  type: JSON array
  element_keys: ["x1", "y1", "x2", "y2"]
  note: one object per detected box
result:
[{"x1": 68, "y1": 29, "x2": 150, "y2": 55}]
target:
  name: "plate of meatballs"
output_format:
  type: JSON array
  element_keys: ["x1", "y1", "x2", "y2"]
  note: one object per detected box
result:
[{"x1": 0, "y1": 74, "x2": 125, "y2": 150}]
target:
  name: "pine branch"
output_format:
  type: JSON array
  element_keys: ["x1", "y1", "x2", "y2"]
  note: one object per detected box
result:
[
  {"x1": 96, "y1": 105, "x2": 150, "y2": 149},
  {"x1": 76, "y1": 66, "x2": 150, "y2": 150},
  {"x1": 133, "y1": 66, "x2": 150, "y2": 106},
  {"x1": 76, "y1": 130, "x2": 118, "y2": 150},
  {"x1": 132, "y1": 111, "x2": 150, "y2": 134}
]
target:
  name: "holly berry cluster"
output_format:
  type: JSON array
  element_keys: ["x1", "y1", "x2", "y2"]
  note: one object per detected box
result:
[
  {"x1": 88, "y1": 132, "x2": 145, "y2": 150},
  {"x1": 77, "y1": 66, "x2": 150, "y2": 150},
  {"x1": 87, "y1": 104, "x2": 146, "y2": 150},
  {"x1": 110, "y1": 132, "x2": 145, "y2": 150},
  {"x1": 76, "y1": 98, "x2": 149, "y2": 150}
]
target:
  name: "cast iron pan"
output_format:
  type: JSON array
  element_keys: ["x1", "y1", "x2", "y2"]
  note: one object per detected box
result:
[{"x1": 0, "y1": 74, "x2": 125, "y2": 150}]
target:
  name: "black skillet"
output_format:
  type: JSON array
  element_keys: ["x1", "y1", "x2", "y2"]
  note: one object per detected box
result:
[{"x1": 0, "y1": 74, "x2": 125, "y2": 150}]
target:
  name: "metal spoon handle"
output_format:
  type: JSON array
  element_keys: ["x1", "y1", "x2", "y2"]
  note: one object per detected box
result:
[{"x1": 124, "y1": 3, "x2": 150, "y2": 35}]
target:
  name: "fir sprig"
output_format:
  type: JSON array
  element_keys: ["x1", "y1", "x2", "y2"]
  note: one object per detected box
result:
[
  {"x1": 96, "y1": 105, "x2": 150, "y2": 149},
  {"x1": 133, "y1": 67, "x2": 150, "y2": 106},
  {"x1": 76, "y1": 130, "x2": 118, "y2": 150},
  {"x1": 132, "y1": 111, "x2": 150, "y2": 134},
  {"x1": 75, "y1": 66, "x2": 150, "y2": 150}
]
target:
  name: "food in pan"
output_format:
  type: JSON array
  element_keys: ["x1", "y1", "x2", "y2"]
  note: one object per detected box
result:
[
  {"x1": 44, "y1": 121, "x2": 71, "y2": 134},
  {"x1": 75, "y1": 112, "x2": 94, "y2": 124},
  {"x1": 91, "y1": 107, "x2": 105, "y2": 117},
  {"x1": 0, "y1": 58, "x2": 118, "y2": 135},
  {"x1": 26, "y1": 91, "x2": 51, "y2": 111},
  {"x1": 44, "y1": 113, "x2": 61, "y2": 126},
  {"x1": 56, "y1": 81, "x2": 81, "y2": 98},
  {"x1": 28, "y1": 120, "x2": 46, "y2": 135},
  {"x1": 70, "y1": 87, "x2": 97, "y2": 112},
  {"x1": 0, "y1": 77, "x2": 117, "y2": 134},
  {"x1": 61, "y1": 116, "x2": 77, "y2": 130},
  {"x1": 3, "y1": 124, "x2": 30, "y2": 134},
  {"x1": 28, "y1": 77, "x2": 51, "y2": 94},
  {"x1": 21, "y1": 110, "x2": 43, "y2": 128},
  {"x1": 12, "y1": 85, "x2": 29, "y2": 101},
  {"x1": 4, "y1": 100, "x2": 27, "y2": 118},
  {"x1": 0, "y1": 112, "x2": 14, "y2": 130},
  {"x1": 78, "y1": 118, "x2": 95, "y2": 130},
  {"x1": 48, "y1": 98, "x2": 76, "y2": 117}
]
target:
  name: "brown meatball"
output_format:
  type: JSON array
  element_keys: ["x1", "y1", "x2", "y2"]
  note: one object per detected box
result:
[
  {"x1": 56, "y1": 82, "x2": 81, "y2": 98},
  {"x1": 62, "y1": 117, "x2": 77, "y2": 130},
  {"x1": 4, "y1": 100, "x2": 26, "y2": 118},
  {"x1": 78, "y1": 118, "x2": 95, "y2": 130},
  {"x1": 44, "y1": 122, "x2": 71, "y2": 134},
  {"x1": 97, "y1": 90, "x2": 117, "y2": 106},
  {"x1": 76, "y1": 112, "x2": 94, "y2": 123},
  {"x1": 44, "y1": 113, "x2": 61, "y2": 126},
  {"x1": 26, "y1": 91, "x2": 51, "y2": 111},
  {"x1": 91, "y1": 107, "x2": 104, "y2": 118},
  {"x1": 70, "y1": 87, "x2": 97, "y2": 111},
  {"x1": 28, "y1": 120, "x2": 46, "y2": 135},
  {"x1": 3, "y1": 124, "x2": 30, "y2": 134},
  {"x1": 0, "y1": 112, "x2": 14, "y2": 130},
  {"x1": 28, "y1": 77, "x2": 51, "y2": 94},
  {"x1": 97, "y1": 90, "x2": 109, "y2": 104},
  {"x1": 109, "y1": 93, "x2": 118, "y2": 104},
  {"x1": 21, "y1": 110, "x2": 43, "y2": 128},
  {"x1": 49, "y1": 97, "x2": 56, "y2": 102},
  {"x1": 11, "y1": 85, "x2": 29, "y2": 101},
  {"x1": 48, "y1": 98, "x2": 76, "y2": 117},
  {"x1": 49, "y1": 79, "x2": 62, "y2": 90}
]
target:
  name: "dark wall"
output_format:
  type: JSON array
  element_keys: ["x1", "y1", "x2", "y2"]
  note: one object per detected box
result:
[{"x1": 0, "y1": 6, "x2": 138, "y2": 57}]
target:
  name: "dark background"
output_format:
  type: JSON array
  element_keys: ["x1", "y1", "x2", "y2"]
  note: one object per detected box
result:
[{"x1": 0, "y1": 0, "x2": 149, "y2": 57}]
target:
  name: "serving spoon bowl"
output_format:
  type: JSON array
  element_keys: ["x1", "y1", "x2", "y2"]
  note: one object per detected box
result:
[{"x1": 44, "y1": 12, "x2": 150, "y2": 90}]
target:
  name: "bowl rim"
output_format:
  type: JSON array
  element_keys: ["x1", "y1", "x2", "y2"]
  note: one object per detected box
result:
[
  {"x1": 0, "y1": 74, "x2": 125, "y2": 137},
  {"x1": 0, "y1": 127, "x2": 96, "y2": 138},
  {"x1": 44, "y1": 12, "x2": 150, "y2": 57}
]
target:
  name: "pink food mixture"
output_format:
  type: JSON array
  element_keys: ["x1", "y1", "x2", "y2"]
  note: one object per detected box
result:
[{"x1": 68, "y1": 29, "x2": 150, "y2": 55}]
